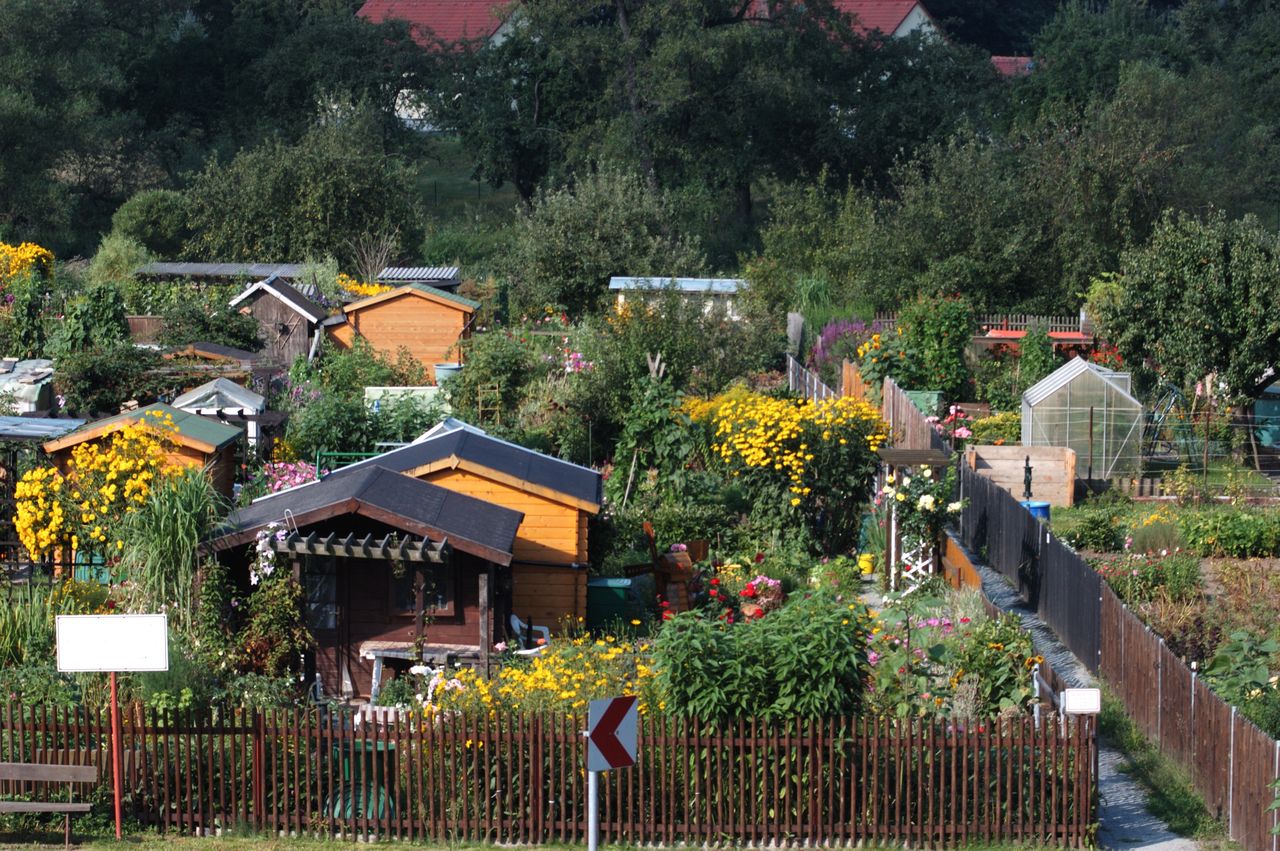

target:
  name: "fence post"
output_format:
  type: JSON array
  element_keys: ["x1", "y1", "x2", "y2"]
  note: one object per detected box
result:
[
  {"x1": 1156, "y1": 637, "x2": 1163, "y2": 749},
  {"x1": 1228, "y1": 705, "x2": 1236, "y2": 841},
  {"x1": 1274, "y1": 739, "x2": 1279, "y2": 851},
  {"x1": 253, "y1": 710, "x2": 265, "y2": 833}
]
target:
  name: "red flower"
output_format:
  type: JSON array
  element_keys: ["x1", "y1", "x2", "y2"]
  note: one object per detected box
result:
[
  {"x1": 751, "y1": 609, "x2": 765, "y2": 619},
  {"x1": 105, "y1": 600, "x2": 116, "y2": 610},
  {"x1": 959, "y1": 617, "x2": 970, "y2": 624},
  {"x1": 709, "y1": 589, "x2": 719, "y2": 598},
  {"x1": 660, "y1": 600, "x2": 670, "y2": 609},
  {"x1": 754, "y1": 552, "x2": 765, "y2": 564},
  {"x1": 740, "y1": 583, "x2": 757, "y2": 599},
  {"x1": 709, "y1": 578, "x2": 719, "y2": 586},
  {"x1": 662, "y1": 611, "x2": 672, "y2": 620}
]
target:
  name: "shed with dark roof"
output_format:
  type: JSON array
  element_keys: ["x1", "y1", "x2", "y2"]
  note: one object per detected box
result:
[
  {"x1": 229, "y1": 275, "x2": 329, "y2": 366},
  {"x1": 208, "y1": 466, "x2": 524, "y2": 700},
  {"x1": 326, "y1": 284, "x2": 480, "y2": 383},
  {"x1": 330, "y1": 419, "x2": 601, "y2": 628}
]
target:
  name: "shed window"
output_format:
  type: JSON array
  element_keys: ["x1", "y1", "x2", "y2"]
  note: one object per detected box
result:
[
  {"x1": 392, "y1": 566, "x2": 455, "y2": 618},
  {"x1": 303, "y1": 555, "x2": 337, "y2": 631}
]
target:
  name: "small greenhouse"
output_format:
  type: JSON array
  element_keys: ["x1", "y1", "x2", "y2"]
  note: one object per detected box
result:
[{"x1": 1021, "y1": 357, "x2": 1143, "y2": 480}]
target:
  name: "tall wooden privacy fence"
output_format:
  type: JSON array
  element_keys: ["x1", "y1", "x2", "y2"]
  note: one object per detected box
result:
[
  {"x1": 883, "y1": 377, "x2": 951, "y2": 453},
  {"x1": 876, "y1": 374, "x2": 1280, "y2": 849},
  {"x1": 0, "y1": 705, "x2": 1096, "y2": 846}
]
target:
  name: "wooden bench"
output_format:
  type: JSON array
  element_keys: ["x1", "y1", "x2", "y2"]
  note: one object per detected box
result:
[{"x1": 0, "y1": 762, "x2": 97, "y2": 848}]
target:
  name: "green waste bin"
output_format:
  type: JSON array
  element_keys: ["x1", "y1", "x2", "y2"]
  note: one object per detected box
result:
[
  {"x1": 587, "y1": 578, "x2": 638, "y2": 631},
  {"x1": 904, "y1": 390, "x2": 943, "y2": 418}
]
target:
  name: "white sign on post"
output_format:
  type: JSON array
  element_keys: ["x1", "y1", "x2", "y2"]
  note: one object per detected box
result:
[
  {"x1": 56, "y1": 614, "x2": 169, "y2": 672},
  {"x1": 1061, "y1": 687, "x2": 1102, "y2": 715}
]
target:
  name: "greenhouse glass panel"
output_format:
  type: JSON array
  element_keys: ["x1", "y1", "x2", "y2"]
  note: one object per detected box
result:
[{"x1": 1021, "y1": 358, "x2": 1143, "y2": 480}]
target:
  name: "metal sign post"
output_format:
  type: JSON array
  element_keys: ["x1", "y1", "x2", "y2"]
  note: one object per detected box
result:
[
  {"x1": 584, "y1": 695, "x2": 638, "y2": 851},
  {"x1": 56, "y1": 614, "x2": 169, "y2": 839}
]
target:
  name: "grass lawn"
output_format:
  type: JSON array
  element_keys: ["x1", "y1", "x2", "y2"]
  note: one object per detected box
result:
[{"x1": 414, "y1": 136, "x2": 517, "y2": 221}]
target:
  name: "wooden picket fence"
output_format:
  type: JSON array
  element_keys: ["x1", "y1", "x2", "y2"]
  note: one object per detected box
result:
[{"x1": 0, "y1": 704, "x2": 1096, "y2": 846}]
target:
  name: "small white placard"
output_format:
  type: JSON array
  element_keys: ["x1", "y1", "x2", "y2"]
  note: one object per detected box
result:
[
  {"x1": 56, "y1": 614, "x2": 169, "y2": 672},
  {"x1": 1062, "y1": 687, "x2": 1101, "y2": 715}
]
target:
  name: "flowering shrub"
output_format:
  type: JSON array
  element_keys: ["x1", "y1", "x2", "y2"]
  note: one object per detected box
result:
[
  {"x1": 808, "y1": 319, "x2": 888, "y2": 387},
  {"x1": 0, "y1": 242, "x2": 53, "y2": 282},
  {"x1": 337, "y1": 273, "x2": 392, "y2": 299},
  {"x1": 262, "y1": 461, "x2": 325, "y2": 493},
  {"x1": 857, "y1": 327, "x2": 918, "y2": 403},
  {"x1": 879, "y1": 464, "x2": 962, "y2": 551},
  {"x1": 865, "y1": 595, "x2": 1035, "y2": 720},
  {"x1": 15, "y1": 411, "x2": 183, "y2": 560},
  {"x1": 928, "y1": 405, "x2": 972, "y2": 444},
  {"x1": 420, "y1": 631, "x2": 658, "y2": 715},
  {"x1": 688, "y1": 390, "x2": 889, "y2": 553}
]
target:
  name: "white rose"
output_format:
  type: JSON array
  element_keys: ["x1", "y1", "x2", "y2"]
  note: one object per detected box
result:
[
  {"x1": 917, "y1": 494, "x2": 936, "y2": 511},
  {"x1": 921, "y1": 467, "x2": 933, "y2": 479},
  {"x1": 947, "y1": 501, "x2": 963, "y2": 513}
]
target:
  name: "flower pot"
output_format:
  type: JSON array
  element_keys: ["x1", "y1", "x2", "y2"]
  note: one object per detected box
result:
[{"x1": 434, "y1": 363, "x2": 463, "y2": 383}]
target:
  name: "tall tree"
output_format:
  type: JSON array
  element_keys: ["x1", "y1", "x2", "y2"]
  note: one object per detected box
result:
[{"x1": 1104, "y1": 210, "x2": 1280, "y2": 400}]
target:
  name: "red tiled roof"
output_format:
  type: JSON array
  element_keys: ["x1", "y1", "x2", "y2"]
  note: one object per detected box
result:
[
  {"x1": 832, "y1": 0, "x2": 929, "y2": 36},
  {"x1": 991, "y1": 55, "x2": 1033, "y2": 77},
  {"x1": 357, "y1": 0, "x2": 509, "y2": 45}
]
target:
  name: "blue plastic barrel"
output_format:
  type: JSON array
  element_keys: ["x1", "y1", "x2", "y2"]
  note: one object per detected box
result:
[{"x1": 1020, "y1": 500, "x2": 1051, "y2": 523}]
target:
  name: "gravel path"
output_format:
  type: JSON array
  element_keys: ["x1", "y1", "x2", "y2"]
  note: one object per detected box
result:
[{"x1": 961, "y1": 543, "x2": 1198, "y2": 851}]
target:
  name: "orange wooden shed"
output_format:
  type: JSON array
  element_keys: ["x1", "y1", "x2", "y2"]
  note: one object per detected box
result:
[{"x1": 325, "y1": 285, "x2": 480, "y2": 383}]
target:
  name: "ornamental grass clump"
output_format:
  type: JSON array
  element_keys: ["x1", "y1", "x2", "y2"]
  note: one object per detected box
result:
[{"x1": 15, "y1": 410, "x2": 184, "y2": 561}]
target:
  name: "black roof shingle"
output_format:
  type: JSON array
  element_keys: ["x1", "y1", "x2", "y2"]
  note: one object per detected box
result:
[{"x1": 210, "y1": 466, "x2": 523, "y2": 564}]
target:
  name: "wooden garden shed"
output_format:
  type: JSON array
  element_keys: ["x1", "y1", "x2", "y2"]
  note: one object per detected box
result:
[
  {"x1": 228, "y1": 275, "x2": 329, "y2": 366},
  {"x1": 42, "y1": 403, "x2": 243, "y2": 498},
  {"x1": 325, "y1": 285, "x2": 479, "y2": 383},
  {"x1": 328, "y1": 419, "x2": 601, "y2": 630},
  {"x1": 208, "y1": 464, "x2": 523, "y2": 701}
]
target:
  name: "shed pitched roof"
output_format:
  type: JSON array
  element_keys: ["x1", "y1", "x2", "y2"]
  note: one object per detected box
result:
[
  {"x1": 172, "y1": 378, "x2": 266, "y2": 413},
  {"x1": 336, "y1": 419, "x2": 601, "y2": 510},
  {"x1": 341, "y1": 283, "x2": 480, "y2": 315},
  {"x1": 42, "y1": 403, "x2": 244, "y2": 454},
  {"x1": 210, "y1": 465, "x2": 522, "y2": 565},
  {"x1": 357, "y1": 0, "x2": 510, "y2": 44},
  {"x1": 229, "y1": 275, "x2": 328, "y2": 325}
]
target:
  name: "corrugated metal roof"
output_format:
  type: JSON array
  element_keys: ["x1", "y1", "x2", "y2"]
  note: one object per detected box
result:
[
  {"x1": 137, "y1": 263, "x2": 306, "y2": 279},
  {"x1": 608, "y1": 277, "x2": 745, "y2": 295},
  {"x1": 0, "y1": 417, "x2": 85, "y2": 441},
  {"x1": 379, "y1": 266, "x2": 461, "y2": 282}
]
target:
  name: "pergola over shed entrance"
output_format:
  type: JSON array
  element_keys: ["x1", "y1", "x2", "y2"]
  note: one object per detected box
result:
[{"x1": 208, "y1": 465, "x2": 524, "y2": 701}]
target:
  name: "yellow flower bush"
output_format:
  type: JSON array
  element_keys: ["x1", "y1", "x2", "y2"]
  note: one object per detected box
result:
[
  {"x1": 15, "y1": 411, "x2": 183, "y2": 560},
  {"x1": 337, "y1": 273, "x2": 393, "y2": 299},
  {"x1": 427, "y1": 632, "x2": 658, "y2": 716},
  {"x1": 680, "y1": 390, "x2": 887, "y2": 551},
  {"x1": 0, "y1": 241, "x2": 53, "y2": 281}
]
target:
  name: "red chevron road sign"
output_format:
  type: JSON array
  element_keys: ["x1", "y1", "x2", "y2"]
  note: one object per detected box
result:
[{"x1": 586, "y1": 695, "x2": 638, "y2": 771}]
